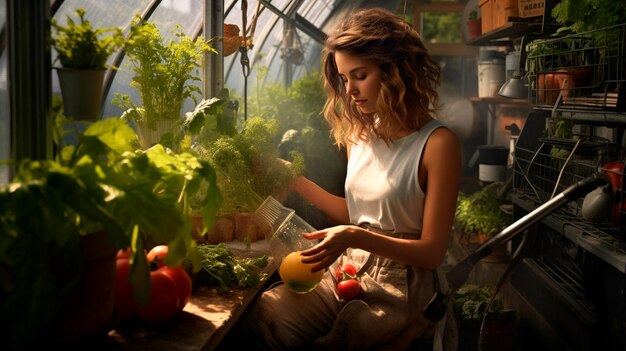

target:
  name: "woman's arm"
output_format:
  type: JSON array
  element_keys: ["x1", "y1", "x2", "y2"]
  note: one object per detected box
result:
[
  {"x1": 290, "y1": 175, "x2": 350, "y2": 225},
  {"x1": 301, "y1": 128, "x2": 461, "y2": 271}
]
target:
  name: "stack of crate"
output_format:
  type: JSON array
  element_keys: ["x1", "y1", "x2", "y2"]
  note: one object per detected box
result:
[{"x1": 479, "y1": 0, "x2": 544, "y2": 34}]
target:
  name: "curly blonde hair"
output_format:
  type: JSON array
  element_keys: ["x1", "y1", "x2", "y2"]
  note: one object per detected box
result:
[{"x1": 321, "y1": 7, "x2": 441, "y2": 146}]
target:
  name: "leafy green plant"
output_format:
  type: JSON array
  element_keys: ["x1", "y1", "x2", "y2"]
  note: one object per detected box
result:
[
  {"x1": 115, "y1": 15, "x2": 216, "y2": 130},
  {"x1": 453, "y1": 284, "x2": 518, "y2": 322},
  {"x1": 193, "y1": 116, "x2": 306, "y2": 216},
  {"x1": 184, "y1": 243, "x2": 269, "y2": 292},
  {"x1": 51, "y1": 8, "x2": 124, "y2": 69},
  {"x1": 0, "y1": 118, "x2": 221, "y2": 348},
  {"x1": 244, "y1": 70, "x2": 346, "y2": 227},
  {"x1": 455, "y1": 184, "x2": 510, "y2": 239},
  {"x1": 552, "y1": 0, "x2": 626, "y2": 34},
  {"x1": 469, "y1": 10, "x2": 478, "y2": 21},
  {"x1": 248, "y1": 69, "x2": 326, "y2": 134}
]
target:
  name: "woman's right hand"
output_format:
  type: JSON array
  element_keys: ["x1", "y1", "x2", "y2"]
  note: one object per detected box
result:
[{"x1": 300, "y1": 225, "x2": 359, "y2": 272}]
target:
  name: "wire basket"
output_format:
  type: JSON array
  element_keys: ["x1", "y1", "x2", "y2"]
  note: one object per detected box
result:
[
  {"x1": 526, "y1": 24, "x2": 626, "y2": 111},
  {"x1": 514, "y1": 135, "x2": 620, "y2": 215}
]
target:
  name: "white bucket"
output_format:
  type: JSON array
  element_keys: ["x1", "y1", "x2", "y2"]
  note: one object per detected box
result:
[
  {"x1": 505, "y1": 51, "x2": 520, "y2": 81},
  {"x1": 478, "y1": 145, "x2": 509, "y2": 182},
  {"x1": 478, "y1": 60, "x2": 505, "y2": 97}
]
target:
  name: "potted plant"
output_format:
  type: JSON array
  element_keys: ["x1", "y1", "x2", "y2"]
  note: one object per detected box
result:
[
  {"x1": 467, "y1": 9, "x2": 482, "y2": 40},
  {"x1": 0, "y1": 118, "x2": 221, "y2": 349},
  {"x1": 455, "y1": 183, "x2": 511, "y2": 262},
  {"x1": 51, "y1": 8, "x2": 124, "y2": 120},
  {"x1": 115, "y1": 16, "x2": 216, "y2": 150},
  {"x1": 190, "y1": 114, "x2": 306, "y2": 244},
  {"x1": 453, "y1": 284, "x2": 520, "y2": 351}
]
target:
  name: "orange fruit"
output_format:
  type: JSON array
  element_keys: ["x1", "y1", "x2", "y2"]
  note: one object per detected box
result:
[{"x1": 278, "y1": 251, "x2": 323, "y2": 294}]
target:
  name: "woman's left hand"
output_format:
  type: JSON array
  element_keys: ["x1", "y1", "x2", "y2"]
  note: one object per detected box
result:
[{"x1": 299, "y1": 225, "x2": 359, "y2": 272}]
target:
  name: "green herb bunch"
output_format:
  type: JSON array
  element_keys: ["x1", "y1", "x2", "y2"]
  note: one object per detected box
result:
[
  {"x1": 185, "y1": 243, "x2": 269, "y2": 292},
  {"x1": 455, "y1": 184, "x2": 509, "y2": 238},
  {"x1": 115, "y1": 15, "x2": 216, "y2": 129},
  {"x1": 51, "y1": 8, "x2": 124, "y2": 69},
  {"x1": 194, "y1": 116, "x2": 306, "y2": 216}
]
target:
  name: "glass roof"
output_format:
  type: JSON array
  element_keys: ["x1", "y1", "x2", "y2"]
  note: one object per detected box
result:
[
  {"x1": 47, "y1": 0, "x2": 379, "y2": 119},
  {"x1": 0, "y1": 0, "x2": 408, "y2": 121}
]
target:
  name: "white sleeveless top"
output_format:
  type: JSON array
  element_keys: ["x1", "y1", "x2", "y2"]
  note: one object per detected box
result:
[{"x1": 345, "y1": 119, "x2": 444, "y2": 234}]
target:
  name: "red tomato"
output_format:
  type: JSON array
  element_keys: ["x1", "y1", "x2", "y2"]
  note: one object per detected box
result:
[
  {"x1": 335, "y1": 264, "x2": 357, "y2": 282},
  {"x1": 146, "y1": 245, "x2": 193, "y2": 311},
  {"x1": 161, "y1": 266, "x2": 193, "y2": 311},
  {"x1": 114, "y1": 258, "x2": 135, "y2": 320},
  {"x1": 117, "y1": 248, "x2": 131, "y2": 260},
  {"x1": 337, "y1": 279, "x2": 361, "y2": 301},
  {"x1": 135, "y1": 270, "x2": 180, "y2": 323},
  {"x1": 147, "y1": 245, "x2": 169, "y2": 267},
  {"x1": 602, "y1": 161, "x2": 625, "y2": 193}
]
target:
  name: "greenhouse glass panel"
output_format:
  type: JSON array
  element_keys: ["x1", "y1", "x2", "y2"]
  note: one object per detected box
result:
[
  {"x1": 298, "y1": 0, "x2": 334, "y2": 28},
  {"x1": 224, "y1": 0, "x2": 294, "y2": 97},
  {"x1": 0, "y1": 0, "x2": 7, "y2": 184}
]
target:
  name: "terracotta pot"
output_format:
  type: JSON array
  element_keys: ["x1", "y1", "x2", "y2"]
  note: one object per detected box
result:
[
  {"x1": 44, "y1": 231, "x2": 117, "y2": 344},
  {"x1": 206, "y1": 214, "x2": 235, "y2": 244},
  {"x1": 233, "y1": 212, "x2": 272, "y2": 242},
  {"x1": 467, "y1": 19, "x2": 482, "y2": 40},
  {"x1": 458, "y1": 318, "x2": 519, "y2": 351},
  {"x1": 222, "y1": 24, "x2": 241, "y2": 57},
  {"x1": 460, "y1": 232, "x2": 511, "y2": 263},
  {"x1": 537, "y1": 67, "x2": 593, "y2": 105}
]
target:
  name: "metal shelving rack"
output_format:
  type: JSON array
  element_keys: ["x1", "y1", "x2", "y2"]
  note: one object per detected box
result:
[{"x1": 526, "y1": 24, "x2": 626, "y2": 113}]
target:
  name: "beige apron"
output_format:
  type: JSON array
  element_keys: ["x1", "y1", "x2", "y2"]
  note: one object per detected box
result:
[
  {"x1": 255, "y1": 226, "x2": 458, "y2": 351},
  {"x1": 315, "y1": 227, "x2": 457, "y2": 351}
]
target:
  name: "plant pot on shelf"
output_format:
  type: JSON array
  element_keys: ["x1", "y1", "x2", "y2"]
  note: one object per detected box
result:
[
  {"x1": 134, "y1": 118, "x2": 178, "y2": 150},
  {"x1": 459, "y1": 232, "x2": 511, "y2": 263},
  {"x1": 537, "y1": 67, "x2": 595, "y2": 105},
  {"x1": 467, "y1": 18, "x2": 482, "y2": 40},
  {"x1": 458, "y1": 316, "x2": 520, "y2": 351},
  {"x1": 43, "y1": 230, "x2": 117, "y2": 345},
  {"x1": 56, "y1": 67, "x2": 105, "y2": 121}
]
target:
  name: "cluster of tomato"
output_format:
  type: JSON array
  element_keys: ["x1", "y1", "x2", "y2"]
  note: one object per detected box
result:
[
  {"x1": 334, "y1": 263, "x2": 361, "y2": 301},
  {"x1": 115, "y1": 245, "x2": 192, "y2": 323}
]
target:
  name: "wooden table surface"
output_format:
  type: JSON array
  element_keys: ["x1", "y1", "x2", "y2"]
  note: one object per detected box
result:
[{"x1": 106, "y1": 241, "x2": 276, "y2": 351}]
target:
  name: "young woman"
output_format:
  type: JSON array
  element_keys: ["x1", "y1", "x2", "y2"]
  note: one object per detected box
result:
[{"x1": 252, "y1": 7, "x2": 461, "y2": 351}]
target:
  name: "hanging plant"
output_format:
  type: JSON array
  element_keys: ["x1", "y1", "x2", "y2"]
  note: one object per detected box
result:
[
  {"x1": 51, "y1": 8, "x2": 125, "y2": 120},
  {"x1": 51, "y1": 8, "x2": 124, "y2": 70}
]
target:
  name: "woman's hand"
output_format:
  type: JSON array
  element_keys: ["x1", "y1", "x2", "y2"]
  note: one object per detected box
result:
[{"x1": 299, "y1": 225, "x2": 359, "y2": 272}]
